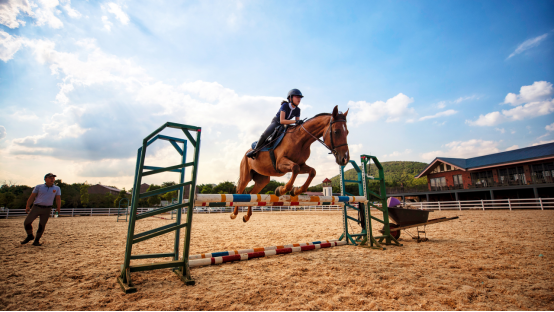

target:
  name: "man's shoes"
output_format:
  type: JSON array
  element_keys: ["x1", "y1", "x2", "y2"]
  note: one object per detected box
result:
[
  {"x1": 246, "y1": 150, "x2": 257, "y2": 159},
  {"x1": 21, "y1": 235, "x2": 34, "y2": 245},
  {"x1": 32, "y1": 241, "x2": 42, "y2": 246}
]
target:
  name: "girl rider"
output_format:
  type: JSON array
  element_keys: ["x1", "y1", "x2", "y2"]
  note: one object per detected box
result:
[{"x1": 246, "y1": 89, "x2": 304, "y2": 159}]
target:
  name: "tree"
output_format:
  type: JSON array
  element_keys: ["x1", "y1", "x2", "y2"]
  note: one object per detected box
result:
[
  {"x1": 114, "y1": 190, "x2": 129, "y2": 208},
  {"x1": 80, "y1": 184, "x2": 90, "y2": 208},
  {"x1": 201, "y1": 184, "x2": 214, "y2": 194},
  {"x1": 213, "y1": 181, "x2": 235, "y2": 194},
  {"x1": 146, "y1": 185, "x2": 161, "y2": 207},
  {"x1": 161, "y1": 182, "x2": 177, "y2": 201},
  {"x1": 0, "y1": 192, "x2": 16, "y2": 208}
]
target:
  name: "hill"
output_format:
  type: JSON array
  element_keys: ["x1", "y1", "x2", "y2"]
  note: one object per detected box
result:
[{"x1": 308, "y1": 161, "x2": 428, "y2": 195}]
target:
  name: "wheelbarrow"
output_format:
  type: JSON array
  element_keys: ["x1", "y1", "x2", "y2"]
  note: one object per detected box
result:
[{"x1": 381, "y1": 198, "x2": 459, "y2": 242}]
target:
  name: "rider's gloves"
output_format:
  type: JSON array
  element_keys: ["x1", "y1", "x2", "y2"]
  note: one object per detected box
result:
[{"x1": 296, "y1": 120, "x2": 304, "y2": 126}]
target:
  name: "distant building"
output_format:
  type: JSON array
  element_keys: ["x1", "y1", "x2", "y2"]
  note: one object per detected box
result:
[
  {"x1": 88, "y1": 184, "x2": 129, "y2": 196},
  {"x1": 391, "y1": 142, "x2": 554, "y2": 201},
  {"x1": 139, "y1": 183, "x2": 150, "y2": 193},
  {"x1": 322, "y1": 178, "x2": 333, "y2": 196}
]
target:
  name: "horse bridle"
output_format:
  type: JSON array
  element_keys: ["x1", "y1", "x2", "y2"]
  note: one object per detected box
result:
[{"x1": 301, "y1": 117, "x2": 348, "y2": 156}]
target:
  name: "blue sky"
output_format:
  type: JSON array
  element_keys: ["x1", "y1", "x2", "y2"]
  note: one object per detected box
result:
[{"x1": 1, "y1": 0, "x2": 553, "y2": 189}]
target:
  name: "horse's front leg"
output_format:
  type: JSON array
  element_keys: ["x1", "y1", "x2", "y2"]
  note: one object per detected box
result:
[
  {"x1": 291, "y1": 164, "x2": 316, "y2": 196},
  {"x1": 275, "y1": 157, "x2": 300, "y2": 196}
]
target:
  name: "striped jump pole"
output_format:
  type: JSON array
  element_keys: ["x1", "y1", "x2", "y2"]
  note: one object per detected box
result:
[
  {"x1": 188, "y1": 239, "x2": 346, "y2": 268},
  {"x1": 194, "y1": 194, "x2": 367, "y2": 207}
]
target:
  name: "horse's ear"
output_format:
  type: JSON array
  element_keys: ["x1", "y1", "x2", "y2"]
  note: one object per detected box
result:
[
  {"x1": 343, "y1": 108, "x2": 349, "y2": 118},
  {"x1": 332, "y1": 105, "x2": 338, "y2": 119}
]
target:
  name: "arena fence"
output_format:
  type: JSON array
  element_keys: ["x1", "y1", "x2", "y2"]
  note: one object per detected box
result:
[
  {"x1": 0, "y1": 205, "x2": 345, "y2": 219},
  {"x1": 409, "y1": 197, "x2": 554, "y2": 211},
  {"x1": 2, "y1": 197, "x2": 552, "y2": 219}
]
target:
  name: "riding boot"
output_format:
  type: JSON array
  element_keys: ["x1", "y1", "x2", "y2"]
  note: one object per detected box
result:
[{"x1": 246, "y1": 134, "x2": 269, "y2": 159}]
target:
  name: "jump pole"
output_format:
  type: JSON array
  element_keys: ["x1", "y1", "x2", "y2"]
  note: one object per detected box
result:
[{"x1": 188, "y1": 239, "x2": 346, "y2": 268}]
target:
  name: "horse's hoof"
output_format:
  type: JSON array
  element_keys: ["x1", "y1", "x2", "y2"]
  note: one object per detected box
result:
[
  {"x1": 291, "y1": 187, "x2": 300, "y2": 196},
  {"x1": 275, "y1": 187, "x2": 282, "y2": 197},
  {"x1": 230, "y1": 214, "x2": 237, "y2": 220},
  {"x1": 243, "y1": 215, "x2": 250, "y2": 222}
]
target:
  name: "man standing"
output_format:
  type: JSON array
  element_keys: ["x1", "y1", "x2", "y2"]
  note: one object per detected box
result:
[{"x1": 21, "y1": 173, "x2": 61, "y2": 246}]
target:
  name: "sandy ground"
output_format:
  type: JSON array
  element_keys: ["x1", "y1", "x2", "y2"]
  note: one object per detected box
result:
[{"x1": 1, "y1": 209, "x2": 553, "y2": 311}]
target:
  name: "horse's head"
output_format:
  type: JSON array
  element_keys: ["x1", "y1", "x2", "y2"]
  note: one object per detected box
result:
[{"x1": 324, "y1": 105, "x2": 350, "y2": 166}]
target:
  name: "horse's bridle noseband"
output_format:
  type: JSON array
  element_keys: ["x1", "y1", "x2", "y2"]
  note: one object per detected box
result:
[{"x1": 301, "y1": 117, "x2": 348, "y2": 156}]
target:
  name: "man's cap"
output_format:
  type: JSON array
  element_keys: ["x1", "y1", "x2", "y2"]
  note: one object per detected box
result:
[{"x1": 44, "y1": 173, "x2": 57, "y2": 179}]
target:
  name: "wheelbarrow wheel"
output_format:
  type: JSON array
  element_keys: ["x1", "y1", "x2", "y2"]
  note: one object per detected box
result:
[{"x1": 384, "y1": 223, "x2": 401, "y2": 240}]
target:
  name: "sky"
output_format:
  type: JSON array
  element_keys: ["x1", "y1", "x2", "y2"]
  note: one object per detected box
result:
[{"x1": 0, "y1": 0, "x2": 553, "y2": 190}]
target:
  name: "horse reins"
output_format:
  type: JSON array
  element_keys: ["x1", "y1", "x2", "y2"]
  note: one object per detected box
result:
[{"x1": 301, "y1": 117, "x2": 348, "y2": 156}]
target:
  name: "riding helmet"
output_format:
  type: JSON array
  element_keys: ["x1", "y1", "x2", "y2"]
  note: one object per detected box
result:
[{"x1": 287, "y1": 89, "x2": 304, "y2": 100}]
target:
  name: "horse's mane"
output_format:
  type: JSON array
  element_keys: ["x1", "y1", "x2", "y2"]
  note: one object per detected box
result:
[{"x1": 306, "y1": 112, "x2": 346, "y2": 122}]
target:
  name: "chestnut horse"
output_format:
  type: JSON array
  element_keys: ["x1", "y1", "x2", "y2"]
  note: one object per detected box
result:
[{"x1": 231, "y1": 105, "x2": 350, "y2": 222}]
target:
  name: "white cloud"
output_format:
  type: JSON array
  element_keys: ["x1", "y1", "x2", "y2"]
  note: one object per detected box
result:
[
  {"x1": 101, "y1": 15, "x2": 112, "y2": 31},
  {"x1": 105, "y1": 2, "x2": 129, "y2": 25},
  {"x1": 419, "y1": 109, "x2": 457, "y2": 121},
  {"x1": 532, "y1": 140, "x2": 554, "y2": 146},
  {"x1": 505, "y1": 145, "x2": 519, "y2": 151},
  {"x1": 504, "y1": 81, "x2": 553, "y2": 106},
  {"x1": 467, "y1": 81, "x2": 554, "y2": 126},
  {"x1": 0, "y1": 126, "x2": 6, "y2": 140},
  {"x1": 347, "y1": 93, "x2": 415, "y2": 125},
  {"x1": 434, "y1": 95, "x2": 480, "y2": 109},
  {"x1": 511, "y1": 130, "x2": 516, "y2": 134},
  {"x1": 60, "y1": 0, "x2": 80, "y2": 18},
  {"x1": 0, "y1": 30, "x2": 23, "y2": 62},
  {"x1": 546, "y1": 122, "x2": 554, "y2": 131},
  {"x1": 9, "y1": 109, "x2": 39, "y2": 121},
  {"x1": 420, "y1": 139, "x2": 501, "y2": 161},
  {"x1": 507, "y1": 33, "x2": 549, "y2": 59},
  {"x1": 453, "y1": 95, "x2": 480, "y2": 104},
  {"x1": 383, "y1": 149, "x2": 412, "y2": 159},
  {"x1": 495, "y1": 128, "x2": 505, "y2": 134},
  {"x1": 33, "y1": 0, "x2": 64, "y2": 29},
  {"x1": 0, "y1": 0, "x2": 33, "y2": 28}
]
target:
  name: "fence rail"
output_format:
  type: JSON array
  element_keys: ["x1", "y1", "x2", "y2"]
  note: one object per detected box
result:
[
  {"x1": 409, "y1": 197, "x2": 554, "y2": 211},
  {"x1": 0, "y1": 205, "x2": 345, "y2": 219}
]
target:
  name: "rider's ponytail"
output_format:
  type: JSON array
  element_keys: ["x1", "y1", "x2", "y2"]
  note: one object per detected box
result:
[{"x1": 281, "y1": 100, "x2": 289, "y2": 105}]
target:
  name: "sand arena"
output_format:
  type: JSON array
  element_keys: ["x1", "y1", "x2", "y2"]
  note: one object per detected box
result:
[{"x1": 1, "y1": 209, "x2": 553, "y2": 310}]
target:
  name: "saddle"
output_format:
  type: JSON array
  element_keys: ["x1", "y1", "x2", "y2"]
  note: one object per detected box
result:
[{"x1": 250, "y1": 125, "x2": 287, "y2": 173}]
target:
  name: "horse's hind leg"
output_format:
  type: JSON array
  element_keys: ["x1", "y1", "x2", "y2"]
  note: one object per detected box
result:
[
  {"x1": 243, "y1": 173, "x2": 270, "y2": 223},
  {"x1": 231, "y1": 156, "x2": 252, "y2": 220},
  {"x1": 291, "y1": 164, "x2": 317, "y2": 196}
]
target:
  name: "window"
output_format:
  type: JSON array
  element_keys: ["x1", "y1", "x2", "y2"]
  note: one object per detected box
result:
[
  {"x1": 439, "y1": 164, "x2": 445, "y2": 172},
  {"x1": 453, "y1": 174, "x2": 463, "y2": 186},
  {"x1": 430, "y1": 177, "x2": 446, "y2": 190},
  {"x1": 446, "y1": 165, "x2": 452, "y2": 171},
  {"x1": 470, "y1": 170, "x2": 494, "y2": 186},
  {"x1": 497, "y1": 166, "x2": 526, "y2": 185},
  {"x1": 530, "y1": 161, "x2": 554, "y2": 183}
]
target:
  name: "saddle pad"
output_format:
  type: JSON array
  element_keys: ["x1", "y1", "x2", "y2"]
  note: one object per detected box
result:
[{"x1": 251, "y1": 131, "x2": 286, "y2": 152}]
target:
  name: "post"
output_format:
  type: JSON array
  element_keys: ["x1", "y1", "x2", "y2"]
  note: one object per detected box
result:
[
  {"x1": 91, "y1": 208, "x2": 93, "y2": 216},
  {"x1": 539, "y1": 198, "x2": 543, "y2": 210},
  {"x1": 458, "y1": 201, "x2": 461, "y2": 210},
  {"x1": 438, "y1": 201, "x2": 441, "y2": 211},
  {"x1": 6, "y1": 209, "x2": 8, "y2": 219},
  {"x1": 108, "y1": 208, "x2": 111, "y2": 216},
  {"x1": 72, "y1": 208, "x2": 74, "y2": 217},
  {"x1": 508, "y1": 198, "x2": 511, "y2": 211},
  {"x1": 481, "y1": 199, "x2": 484, "y2": 210}
]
